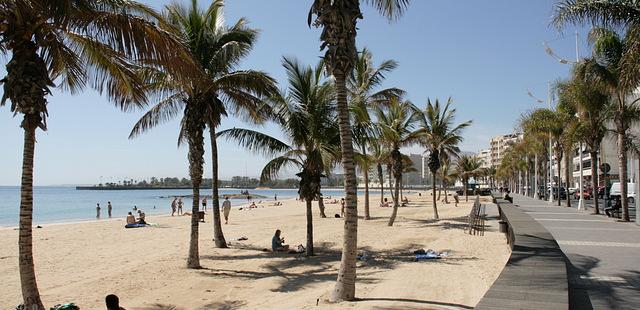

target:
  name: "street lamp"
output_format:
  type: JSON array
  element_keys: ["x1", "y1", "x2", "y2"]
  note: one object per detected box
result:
[
  {"x1": 544, "y1": 31, "x2": 586, "y2": 211},
  {"x1": 528, "y1": 84, "x2": 555, "y2": 203}
]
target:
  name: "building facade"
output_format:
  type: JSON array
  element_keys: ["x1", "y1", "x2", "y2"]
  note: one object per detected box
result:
[{"x1": 489, "y1": 133, "x2": 522, "y2": 168}]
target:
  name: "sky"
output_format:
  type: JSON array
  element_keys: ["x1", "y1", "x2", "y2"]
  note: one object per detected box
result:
[{"x1": 0, "y1": 0, "x2": 590, "y2": 186}]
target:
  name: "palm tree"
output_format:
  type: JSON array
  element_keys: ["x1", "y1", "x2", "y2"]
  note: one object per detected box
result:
[
  {"x1": 418, "y1": 98, "x2": 471, "y2": 220},
  {"x1": 455, "y1": 155, "x2": 483, "y2": 202},
  {"x1": 218, "y1": 57, "x2": 339, "y2": 256},
  {"x1": 373, "y1": 98, "x2": 422, "y2": 226},
  {"x1": 349, "y1": 48, "x2": 404, "y2": 220},
  {"x1": 308, "y1": 0, "x2": 410, "y2": 301},
  {"x1": 130, "y1": 0, "x2": 278, "y2": 250},
  {"x1": 554, "y1": 3, "x2": 640, "y2": 220},
  {"x1": 0, "y1": 0, "x2": 192, "y2": 307},
  {"x1": 563, "y1": 67, "x2": 611, "y2": 213},
  {"x1": 369, "y1": 140, "x2": 389, "y2": 204}
]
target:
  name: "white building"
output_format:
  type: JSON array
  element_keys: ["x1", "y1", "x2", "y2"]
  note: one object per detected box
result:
[{"x1": 477, "y1": 149, "x2": 491, "y2": 169}]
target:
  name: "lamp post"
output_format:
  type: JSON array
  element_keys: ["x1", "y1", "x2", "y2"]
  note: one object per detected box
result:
[{"x1": 545, "y1": 31, "x2": 585, "y2": 209}]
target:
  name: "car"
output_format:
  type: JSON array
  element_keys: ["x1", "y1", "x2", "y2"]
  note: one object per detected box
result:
[
  {"x1": 478, "y1": 188, "x2": 492, "y2": 196},
  {"x1": 609, "y1": 182, "x2": 636, "y2": 203},
  {"x1": 567, "y1": 187, "x2": 578, "y2": 195},
  {"x1": 573, "y1": 189, "x2": 591, "y2": 200}
]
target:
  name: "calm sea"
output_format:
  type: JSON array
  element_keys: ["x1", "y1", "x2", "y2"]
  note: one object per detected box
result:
[{"x1": 0, "y1": 186, "x2": 370, "y2": 227}]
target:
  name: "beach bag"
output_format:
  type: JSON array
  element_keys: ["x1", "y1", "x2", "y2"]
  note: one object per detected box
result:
[{"x1": 296, "y1": 244, "x2": 305, "y2": 253}]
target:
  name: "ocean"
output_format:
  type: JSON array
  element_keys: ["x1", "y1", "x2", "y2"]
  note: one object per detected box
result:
[{"x1": 0, "y1": 186, "x2": 373, "y2": 227}]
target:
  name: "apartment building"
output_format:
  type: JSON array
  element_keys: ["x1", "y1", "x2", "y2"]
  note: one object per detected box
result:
[{"x1": 489, "y1": 133, "x2": 522, "y2": 168}]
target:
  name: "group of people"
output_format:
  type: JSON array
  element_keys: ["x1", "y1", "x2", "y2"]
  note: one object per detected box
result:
[
  {"x1": 126, "y1": 209, "x2": 146, "y2": 225},
  {"x1": 171, "y1": 196, "x2": 232, "y2": 224},
  {"x1": 95, "y1": 201, "x2": 113, "y2": 219}
]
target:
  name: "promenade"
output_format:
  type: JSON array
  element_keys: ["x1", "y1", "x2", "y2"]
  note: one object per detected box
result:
[{"x1": 511, "y1": 194, "x2": 640, "y2": 309}]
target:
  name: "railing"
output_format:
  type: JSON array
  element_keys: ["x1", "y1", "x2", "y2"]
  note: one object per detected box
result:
[{"x1": 475, "y1": 198, "x2": 569, "y2": 310}]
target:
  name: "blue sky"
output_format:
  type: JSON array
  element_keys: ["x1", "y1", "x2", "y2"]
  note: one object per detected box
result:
[{"x1": 0, "y1": 0, "x2": 589, "y2": 185}]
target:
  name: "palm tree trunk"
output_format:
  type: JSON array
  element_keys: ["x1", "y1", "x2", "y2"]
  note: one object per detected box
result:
[
  {"x1": 19, "y1": 122, "x2": 45, "y2": 309},
  {"x1": 387, "y1": 172, "x2": 401, "y2": 226},
  {"x1": 210, "y1": 127, "x2": 227, "y2": 248},
  {"x1": 305, "y1": 198, "x2": 314, "y2": 256},
  {"x1": 619, "y1": 131, "x2": 630, "y2": 221},
  {"x1": 318, "y1": 193, "x2": 327, "y2": 218},
  {"x1": 565, "y1": 149, "x2": 572, "y2": 208},
  {"x1": 187, "y1": 128, "x2": 204, "y2": 268},
  {"x1": 465, "y1": 179, "x2": 469, "y2": 202},
  {"x1": 331, "y1": 72, "x2": 358, "y2": 301},
  {"x1": 431, "y1": 171, "x2": 439, "y2": 219},
  {"x1": 387, "y1": 164, "x2": 394, "y2": 201},
  {"x1": 443, "y1": 183, "x2": 448, "y2": 204},
  {"x1": 591, "y1": 150, "x2": 600, "y2": 214},
  {"x1": 377, "y1": 163, "x2": 384, "y2": 204},
  {"x1": 363, "y1": 147, "x2": 370, "y2": 220},
  {"x1": 557, "y1": 154, "x2": 562, "y2": 207}
]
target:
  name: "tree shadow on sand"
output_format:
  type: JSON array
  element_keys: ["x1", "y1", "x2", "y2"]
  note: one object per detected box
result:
[
  {"x1": 197, "y1": 241, "x2": 473, "y2": 293},
  {"x1": 356, "y1": 297, "x2": 474, "y2": 309},
  {"x1": 135, "y1": 300, "x2": 245, "y2": 310}
]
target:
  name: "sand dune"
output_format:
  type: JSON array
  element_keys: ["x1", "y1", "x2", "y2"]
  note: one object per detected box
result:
[{"x1": 0, "y1": 192, "x2": 509, "y2": 309}]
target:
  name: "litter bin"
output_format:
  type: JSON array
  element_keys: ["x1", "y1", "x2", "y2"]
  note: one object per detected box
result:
[
  {"x1": 499, "y1": 221, "x2": 508, "y2": 233},
  {"x1": 198, "y1": 211, "x2": 205, "y2": 222}
]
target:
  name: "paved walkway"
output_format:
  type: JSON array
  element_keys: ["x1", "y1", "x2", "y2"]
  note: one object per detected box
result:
[{"x1": 511, "y1": 194, "x2": 640, "y2": 310}]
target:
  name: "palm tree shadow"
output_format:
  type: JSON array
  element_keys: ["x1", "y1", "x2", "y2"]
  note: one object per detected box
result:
[
  {"x1": 135, "y1": 300, "x2": 245, "y2": 310},
  {"x1": 355, "y1": 297, "x2": 474, "y2": 309}
]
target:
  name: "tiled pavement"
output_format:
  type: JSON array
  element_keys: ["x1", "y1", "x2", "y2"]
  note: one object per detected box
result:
[{"x1": 511, "y1": 194, "x2": 640, "y2": 310}]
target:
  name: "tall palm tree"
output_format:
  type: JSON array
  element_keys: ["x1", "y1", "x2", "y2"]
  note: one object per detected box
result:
[
  {"x1": 418, "y1": 98, "x2": 471, "y2": 220},
  {"x1": 455, "y1": 155, "x2": 483, "y2": 202},
  {"x1": 556, "y1": 80, "x2": 583, "y2": 208},
  {"x1": 373, "y1": 98, "x2": 422, "y2": 226},
  {"x1": 218, "y1": 57, "x2": 339, "y2": 256},
  {"x1": 554, "y1": 3, "x2": 640, "y2": 220},
  {"x1": 308, "y1": 0, "x2": 410, "y2": 301},
  {"x1": 369, "y1": 139, "x2": 389, "y2": 204},
  {"x1": 0, "y1": 0, "x2": 192, "y2": 307},
  {"x1": 130, "y1": 0, "x2": 277, "y2": 250},
  {"x1": 567, "y1": 66, "x2": 611, "y2": 214},
  {"x1": 349, "y1": 48, "x2": 404, "y2": 220}
]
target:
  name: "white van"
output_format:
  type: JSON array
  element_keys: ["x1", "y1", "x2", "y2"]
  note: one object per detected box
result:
[{"x1": 609, "y1": 182, "x2": 636, "y2": 203}]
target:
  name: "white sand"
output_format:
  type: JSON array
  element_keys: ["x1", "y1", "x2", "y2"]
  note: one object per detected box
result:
[{"x1": 0, "y1": 192, "x2": 509, "y2": 309}]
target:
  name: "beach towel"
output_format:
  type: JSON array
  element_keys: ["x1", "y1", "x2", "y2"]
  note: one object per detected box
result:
[{"x1": 124, "y1": 223, "x2": 147, "y2": 229}]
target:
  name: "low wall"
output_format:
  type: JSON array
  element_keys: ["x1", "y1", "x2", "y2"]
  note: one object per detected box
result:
[{"x1": 475, "y1": 198, "x2": 569, "y2": 310}]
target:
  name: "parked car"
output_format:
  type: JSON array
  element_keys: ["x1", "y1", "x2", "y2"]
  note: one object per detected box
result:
[
  {"x1": 478, "y1": 188, "x2": 492, "y2": 196},
  {"x1": 609, "y1": 182, "x2": 636, "y2": 204},
  {"x1": 567, "y1": 187, "x2": 578, "y2": 195},
  {"x1": 573, "y1": 188, "x2": 592, "y2": 200}
]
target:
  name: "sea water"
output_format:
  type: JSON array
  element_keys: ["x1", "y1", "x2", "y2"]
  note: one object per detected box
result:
[{"x1": 0, "y1": 186, "x2": 368, "y2": 226}]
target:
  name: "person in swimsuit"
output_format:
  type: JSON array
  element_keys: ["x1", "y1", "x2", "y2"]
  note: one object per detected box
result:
[
  {"x1": 126, "y1": 212, "x2": 136, "y2": 225},
  {"x1": 96, "y1": 203, "x2": 101, "y2": 218},
  {"x1": 107, "y1": 201, "x2": 113, "y2": 218},
  {"x1": 222, "y1": 197, "x2": 232, "y2": 224},
  {"x1": 202, "y1": 197, "x2": 207, "y2": 212},
  {"x1": 171, "y1": 198, "x2": 177, "y2": 216}
]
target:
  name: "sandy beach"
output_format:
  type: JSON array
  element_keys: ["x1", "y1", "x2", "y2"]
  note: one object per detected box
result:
[{"x1": 1, "y1": 192, "x2": 509, "y2": 309}]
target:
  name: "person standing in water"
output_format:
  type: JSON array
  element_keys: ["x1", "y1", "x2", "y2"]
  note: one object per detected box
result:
[
  {"x1": 177, "y1": 198, "x2": 183, "y2": 215},
  {"x1": 96, "y1": 203, "x2": 101, "y2": 218},
  {"x1": 274, "y1": 193, "x2": 278, "y2": 201},
  {"x1": 107, "y1": 201, "x2": 113, "y2": 218}
]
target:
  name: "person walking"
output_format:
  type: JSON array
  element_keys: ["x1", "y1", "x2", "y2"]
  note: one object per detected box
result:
[
  {"x1": 202, "y1": 197, "x2": 207, "y2": 212},
  {"x1": 222, "y1": 197, "x2": 232, "y2": 224},
  {"x1": 452, "y1": 192, "x2": 459, "y2": 207},
  {"x1": 177, "y1": 198, "x2": 183, "y2": 215},
  {"x1": 96, "y1": 203, "x2": 101, "y2": 219},
  {"x1": 340, "y1": 198, "x2": 345, "y2": 217},
  {"x1": 274, "y1": 193, "x2": 278, "y2": 201},
  {"x1": 171, "y1": 198, "x2": 177, "y2": 216},
  {"x1": 107, "y1": 201, "x2": 113, "y2": 218}
]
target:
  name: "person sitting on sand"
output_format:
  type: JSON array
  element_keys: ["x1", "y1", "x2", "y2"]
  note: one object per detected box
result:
[
  {"x1": 126, "y1": 212, "x2": 136, "y2": 225},
  {"x1": 105, "y1": 294, "x2": 126, "y2": 310},
  {"x1": 380, "y1": 198, "x2": 390, "y2": 208},
  {"x1": 249, "y1": 202, "x2": 257, "y2": 209},
  {"x1": 402, "y1": 196, "x2": 409, "y2": 205},
  {"x1": 137, "y1": 210, "x2": 146, "y2": 225},
  {"x1": 272, "y1": 229, "x2": 289, "y2": 252}
]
